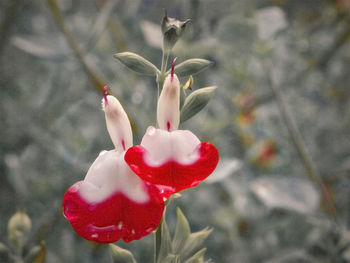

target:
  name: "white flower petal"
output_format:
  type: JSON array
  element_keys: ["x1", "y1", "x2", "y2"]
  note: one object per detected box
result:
[
  {"x1": 140, "y1": 126, "x2": 200, "y2": 166},
  {"x1": 157, "y1": 74, "x2": 180, "y2": 131},
  {"x1": 102, "y1": 95, "x2": 133, "y2": 151},
  {"x1": 79, "y1": 150, "x2": 149, "y2": 204}
]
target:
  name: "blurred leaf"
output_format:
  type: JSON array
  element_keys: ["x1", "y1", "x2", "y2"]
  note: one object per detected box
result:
[
  {"x1": 110, "y1": 244, "x2": 137, "y2": 263},
  {"x1": 180, "y1": 86, "x2": 217, "y2": 123},
  {"x1": 255, "y1": 7, "x2": 287, "y2": 41},
  {"x1": 32, "y1": 242, "x2": 46, "y2": 263},
  {"x1": 140, "y1": 20, "x2": 162, "y2": 49},
  {"x1": 173, "y1": 208, "x2": 191, "y2": 253},
  {"x1": 157, "y1": 221, "x2": 173, "y2": 263},
  {"x1": 0, "y1": 242, "x2": 9, "y2": 255},
  {"x1": 206, "y1": 158, "x2": 242, "y2": 183},
  {"x1": 11, "y1": 35, "x2": 68, "y2": 59},
  {"x1": 114, "y1": 52, "x2": 160, "y2": 75},
  {"x1": 169, "y1": 59, "x2": 213, "y2": 77},
  {"x1": 250, "y1": 176, "x2": 320, "y2": 214},
  {"x1": 180, "y1": 228, "x2": 212, "y2": 261},
  {"x1": 184, "y1": 248, "x2": 207, "y2": 263},
  {"x1": 84, "y1": 1, "x2": 116, "y2": 52}
]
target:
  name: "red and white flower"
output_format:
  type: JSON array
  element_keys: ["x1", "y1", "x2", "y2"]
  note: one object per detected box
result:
[
  {"x1": 125, "y1": 62, "x2": 219, "y2": 195},
  {"x1": 62, "y1": 90, "x2": 164, "y2": 243}
]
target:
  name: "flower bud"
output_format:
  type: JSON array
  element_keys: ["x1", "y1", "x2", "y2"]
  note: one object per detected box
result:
[
  {"x1": 157, "y1": 60, "x2": 180, "y2": 131},
  {"x1": 8, "y1": 211, "x2": 31, "y2": 251},
  {"x1": 161, "y1": 11, "x2": 190, "y2": 52}
]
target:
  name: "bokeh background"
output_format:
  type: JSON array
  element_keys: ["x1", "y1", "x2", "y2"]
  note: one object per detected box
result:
[{"x1": 1, "y1": 0, "x2": 350, "y2": 262}]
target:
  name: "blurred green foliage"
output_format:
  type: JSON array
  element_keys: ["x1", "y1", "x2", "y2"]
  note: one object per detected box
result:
[{"x1": 1, "y1": 0, "x2": 350, "y2": 262}]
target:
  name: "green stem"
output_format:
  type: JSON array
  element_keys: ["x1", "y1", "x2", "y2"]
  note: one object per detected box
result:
[
  {"x1": 158, "y1": 50, "x2": 170, "y2": 96},
  {"x1": 154, "y1": 221, "x2": 162, "y2": 263}
]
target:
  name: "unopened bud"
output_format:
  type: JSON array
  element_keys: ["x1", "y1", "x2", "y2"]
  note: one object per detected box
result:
[
  {"x1": 161, "y1": 11, "x2": 190, "y2": 52},
  {"x1": 8, "y1": 211, "x2": 32, "y2": 251}
]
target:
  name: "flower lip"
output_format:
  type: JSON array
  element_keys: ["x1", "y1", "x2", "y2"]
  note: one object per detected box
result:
[
  {"x1": 62, "y1": 150, "x2": 165, "y2": 243},
  {"x1": 124, "y1": 127, "x2": 219, "y2": 194}
]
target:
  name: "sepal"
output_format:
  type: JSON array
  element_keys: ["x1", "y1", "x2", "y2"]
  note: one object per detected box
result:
[{"x1": 110, "y1": 244, "x2": 137, "y2": 263}]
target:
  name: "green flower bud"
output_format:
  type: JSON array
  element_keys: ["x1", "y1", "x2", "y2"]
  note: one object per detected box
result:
[
  {"x1": 8, "y1": 211, "x2": 32, "y2": 252},
  {"x1": 161, "y1": 11, "x2": 190, "y2": 52}
]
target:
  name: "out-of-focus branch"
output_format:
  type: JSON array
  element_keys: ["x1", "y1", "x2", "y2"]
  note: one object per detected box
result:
[
  {"x1": 265, "y1": 62, "x2": 337, "y2": 220},
  {"x1": 317, "y1": 25, "x2": 350, "y2": 69},
  {"x1": 46, "y1": 0, "x2": 106, "y2": 94},
  {"x1": 93, "y1": 0, "x2": 128, "y2": 52},
  {"x1": 0, "y1": 0, "x2": 22, "y2": 55},
  {"x1": 311, "y1": 0, "x2": 350, "y2": 69}
]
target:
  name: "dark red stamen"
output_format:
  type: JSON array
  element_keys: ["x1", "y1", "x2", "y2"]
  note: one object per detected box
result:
[
  {"x1": 171, "y1": 58, "x2": 177, "y2": 82},
  {"x1": 103, "y1": 86, "x2": 109, "y2": 105}
]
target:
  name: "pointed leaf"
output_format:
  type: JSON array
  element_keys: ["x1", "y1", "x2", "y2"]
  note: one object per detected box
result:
[
  {"x1": 169, "y1": 59, "x2": 213, "y2": 77},
  {"x1": 110, "y1": 244, "x2": 137, "y2": 263},
  {"x1": 33, "y1": 242, "x2": 46, "y2": 263},
  {"x1": 157, "y1": 221, "x2": 173, "y2": 263},
  {"x1": 180, "y1": 228, "x2": 212, "y2": 261},
  {"x1": 173, "y1": 208, "x2": 191, "y2": 253},
  {"x1": 184, "y1": 248, "x2": 207, "y2": 263},
  {"x1": 163, "y1": 254, "x2": 179, "y2": 263},
  {"x1": 114, "y1": 52, "x2": 160, "y2": 75},
  {"x1": 180, "y1": 87, "x2": 217, "y2": 123}
]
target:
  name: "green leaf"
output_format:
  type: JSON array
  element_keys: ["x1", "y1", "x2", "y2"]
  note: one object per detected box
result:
[
  {"x1": 169, "y1": 59, "x2": 213, "y2": 77},
  {"x1": 114, "y1": 52, "x2": 160, "y2": 75},
  {"x1": 157, "y1": 221, "x2": 173, "y2": 263},
  {"x1": 184, "y1": 248, "x2": 207, "y2": 263},
  {"x1": 180, "y1": 228, "x2": 212, "y2": 261},
  {"x1": 180, "y1": 86, "x2": 217, "y2": 123},
  {"x1": 180, "y1": 86, "x2": 186, "y2": 109},
  {"x1": 173, "y1": 208, "x2": 191, "y2": 254},
  {"x1": 109, "y1": 244, "x2": 137, "y2": 263}
]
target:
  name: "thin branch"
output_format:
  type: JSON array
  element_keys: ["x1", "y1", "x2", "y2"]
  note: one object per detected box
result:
[
  {"x1": 0, "y1": 0, "x2": 22, "y2": 55},
  {"x1": 46, "y1": 0, "x2": 106, "y2": 94},
  {"x1": 265, "y1": 61, "x2": 337, "y2": 220}
]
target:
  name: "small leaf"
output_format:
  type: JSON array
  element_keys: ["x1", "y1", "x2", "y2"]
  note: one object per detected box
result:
[
  {"x1": 173, "y1": 208, "x2": 191, "y2": 253},
  {"x1": 180, "y1": 228, "x2": 212, "y2": 261},
  {"x1": 183, "y1": 76, "x2": 194, "y2": 90},
  {"x1": 180, "y1": 87, "x2": 186, "y2": 109},
  {"x1": 169, "y1": 59, "x2": 213, "y2": 77},
  {"x1": 32, "y1": 242, "x2": 46, "y2": 263},
  {"x1": 180, "y1": 86, "x2": 217, "y2": 123},
  {"x1": 157, "y1": 221, "x2": 173, "y2": 263},
  {"x1": 114, "y1": 52, "x2": 160, "y2": 75},
  {"x1": 184, "y1": 248, "x2": 207, "y2": 263},
  {"x1": 110, "y1": 244, "x2": 137, "y2": 263}
]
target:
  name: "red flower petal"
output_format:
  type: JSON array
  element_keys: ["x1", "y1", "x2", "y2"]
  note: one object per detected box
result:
[
  {"x1": 125, "y1": 142, "x2": 219, "y2": 194},
  {"x1": 62, "y1": 181, "x2": 164, "y2": 243}
]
